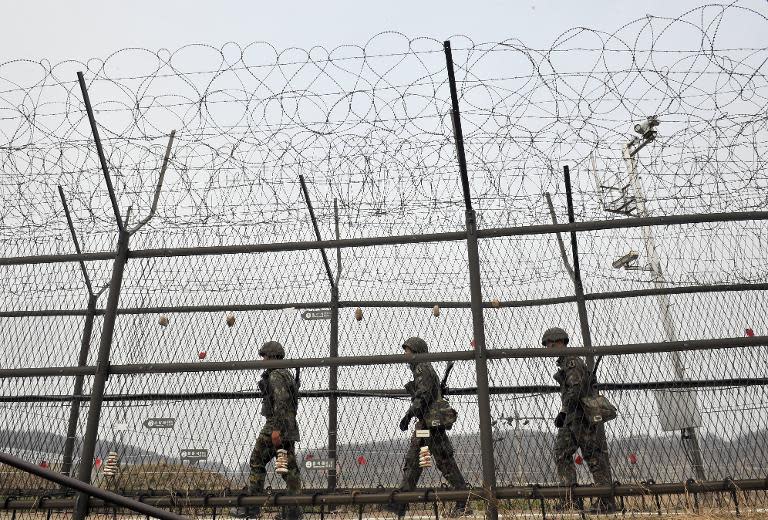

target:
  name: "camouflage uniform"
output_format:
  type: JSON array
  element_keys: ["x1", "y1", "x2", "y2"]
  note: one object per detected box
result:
[
  {"x1": 391, "y1": 337, "x2": 470, "y2": 517},
  {"x1": 553, "y1": 354, "x2": 612, "y2": 488},
  {"x1": 243, "y1": 342, "x2": 302, "y2": 520}
]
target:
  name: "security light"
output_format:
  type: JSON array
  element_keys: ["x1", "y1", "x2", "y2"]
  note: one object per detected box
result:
[{"x1": 633, "y1": 115, "x2": 659, "y2": 140}]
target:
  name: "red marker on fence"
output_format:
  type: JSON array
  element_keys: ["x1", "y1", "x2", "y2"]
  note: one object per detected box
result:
[
  {"x1": 745, "y1": 328, "x2": 755, "y2": 337},
  {"x1": 357, "y1": 455, "x2": 367, "y2": 465},
  {"x1": 574, "y1": 455, "x2": 583, "y2": 465},
  {"x1": 628, "y1": 453, "x2": 638, "y2": 465}
]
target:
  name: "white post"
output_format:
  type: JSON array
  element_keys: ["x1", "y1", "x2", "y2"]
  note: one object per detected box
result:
[
  {"x1": 621, "y1": 143, "x2": 686, "y2": 378},
  {"x1": 622, "y1": 141, "x2": 706, "y2": 481}
]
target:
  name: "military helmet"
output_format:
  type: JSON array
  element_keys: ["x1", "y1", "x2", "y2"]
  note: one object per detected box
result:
[
  {"x1": 259, "y1": 341, "x2": 285, "y2": 359},
  {"x1": 402, "y1": 336, "x2": 429, "y2": 354},
  {"x1": 541, "y1": 327, "x2": 569, "y2": 346}
]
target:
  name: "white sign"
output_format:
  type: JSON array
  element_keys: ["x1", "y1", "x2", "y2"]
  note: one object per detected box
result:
[
  {"x1": 301, "y1": 309, "x2": 332, "y2": 321},
  {"x1": 304, "y1": 458, "x2": 335, "y2": 471},
  {"x1": 180, "y1": 449, "x2": 208, "y2": 462},
  {"x1": 143, "y1": 418, "x2": 176, "y2": 429}
]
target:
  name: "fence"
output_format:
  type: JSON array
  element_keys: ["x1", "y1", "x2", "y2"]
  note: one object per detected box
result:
[{"x1": 1, "y1": 3, "x2": 767, "y2": 519}]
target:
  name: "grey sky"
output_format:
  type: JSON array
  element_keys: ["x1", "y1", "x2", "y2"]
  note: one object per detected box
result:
[{"x1": 5, "y1": 0, "x2": 764, "y2": 62}]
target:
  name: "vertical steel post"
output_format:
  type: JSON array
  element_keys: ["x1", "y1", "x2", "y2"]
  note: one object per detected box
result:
[
  {"x1": 562, "y1": 166, "x2": 594, "y2": 362},
  {"x1": 444, "y1": 40, "x2": 498, "y2": 520},
  {"x1": 74, "y1": 228, "x2": 130, "y2": 520},
  {"x1": 61, "y1": 294, "x2": 98, "y2": 478},
  {"x1": 563, "y1": 165, "x2": 614, "y2": 485},
  {"x1": 328, "y1": 283, "x2": 339, "y2": 491},
  {"x1": 328, "y1": 199, "x2": 342, "y2": 490},
  {"x1": 298, "y1": 176, "x2": 339, "y2": 489}
]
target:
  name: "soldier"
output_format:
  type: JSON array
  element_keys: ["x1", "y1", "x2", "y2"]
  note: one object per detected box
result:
[
  {"x1": 386, "y1": 336, "x2": 471, "y2": 518},
  {"x1": 543, "y1": 327, "x2": 615, "y2": 513},
  {"x1": 235, "y1": 341, "x2": 302, "y2": 519}
]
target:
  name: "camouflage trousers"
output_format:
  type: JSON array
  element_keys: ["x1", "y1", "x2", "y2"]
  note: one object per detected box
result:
[
  {"x1": 397, "y1": 424, "x2": 469, "y2": 512},
  {"x1": 554, "y1": 421, "x2": 612, "y2": 487},
  {"x1": 248, "y1": 432, "x2": 302, "y2": 519}
]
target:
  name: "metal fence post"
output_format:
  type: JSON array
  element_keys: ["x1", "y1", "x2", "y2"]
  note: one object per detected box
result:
[
  {"x1": 562, "y1": 166, "x2": 594, "y2": 365},
  {"x1": 329, "y1": 198, "x2": 342, "y2": 491},
  {"x1": 329, "y1": 283, "x2": 339, "y2": 491},
  {"x1": 61, "y1": 293, "x2": 97, "y2": 478},
  {"x1": 562, "y1": 165, "x2": 614, "y2": 485},
  {"x1": 74, "y1": 228, "x2": 130, "y2": 520},
  {"x1": 444, "y1": 40, "x2": 498, "y2": 520},
  {"x1": 298, "y1": 176, "x2": 339, "y2": 490}
]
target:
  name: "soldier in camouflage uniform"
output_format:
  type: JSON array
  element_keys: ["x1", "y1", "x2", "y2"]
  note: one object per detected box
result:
[
  {"x1": 387, "y1": 336, "x2": 471, "y2": 518},
  {"x1": 544, "y1": 327, "x2": 615, "y2": 513},
  {"x1": 236, "y1": 341, "x2": 302, "y2": 519}
]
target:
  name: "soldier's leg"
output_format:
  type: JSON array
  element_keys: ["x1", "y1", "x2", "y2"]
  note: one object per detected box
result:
[
  {"x1": 574, "y1": 424, "x2": 615, "y2": 512},
  {"x1": 247, "y1": 433, "x2": 276, "y2": 517},
  {"x1": 573, "y1": 424, "x2": 610, "y2": 486},
  {"x1": 430, "y1": 429, "x2": 470, "y2": 515},
  {"x1": 280, "y1": 441, "x2": 302, "y2": 520},
  {"x1": 400, "y1": 430, "x2": 424, "y2": 491},
  {"x1": 386, "y1": 431, "x2": 423, "y2": 516},
  {"x1": 554, "y1": 426, "x2": 578, "y2": 487}
]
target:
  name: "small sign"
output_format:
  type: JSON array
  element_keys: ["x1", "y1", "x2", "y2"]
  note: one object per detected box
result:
[
  {"x1": 304, "y1": 458, "x2": 335, "y2": 471},
  {"x1": 415, "y1": 429, "x2": 431, "y2": 438},
  {"x1": 180, "y1": 449, "x2": 208, "y2": 462},
  {"x1": 301, "y1": 309, "x2": 332, "y2": 321},
  {"x1": 143, "y1": 418, "x2": 176, "y2": 429},
  {"x1": 113, "y1": 423, "x2": 129, "y2": 432}
]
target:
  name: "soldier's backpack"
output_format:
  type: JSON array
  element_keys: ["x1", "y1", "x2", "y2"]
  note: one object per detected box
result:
[
  {"x1": 581, "y1": 356, "x2": 617, "y2": 424},
  {"x1": 580, "y1": 394, "x2": 617, "y2": 424},
  {"x1": 424, "y1": 397, "x2": 458, "y2": 430}
]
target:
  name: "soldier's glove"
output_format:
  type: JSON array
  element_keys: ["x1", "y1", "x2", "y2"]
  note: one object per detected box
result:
[
  {"x1": 554, "y1": 412, "x2": 566, "y2": 428},
  {"x1": 399, "y1": 412, "x2": 413, "y2": 431}
]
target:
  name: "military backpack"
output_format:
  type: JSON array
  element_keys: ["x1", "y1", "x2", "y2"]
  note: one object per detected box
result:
[
  {"x1": 580, "y1": 394, "x2": 617, "y2": 424},
  {"x1": 424, "y1": 396, "x2": 458, "y2": 429}
]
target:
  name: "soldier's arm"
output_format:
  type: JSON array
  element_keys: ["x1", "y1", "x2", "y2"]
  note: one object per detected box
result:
[
  {"x1": 407, "y1": 366, "x2": 433, "y2": 417},
  {"x1": 560, "y1": 358, "x2": 588, "y2": 413},
  {"x1": 269, "y1": 372, "x2": 294, "y2": 434}
]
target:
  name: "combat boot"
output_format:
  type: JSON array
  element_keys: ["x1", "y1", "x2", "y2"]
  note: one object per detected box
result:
[
  {"x1": 384, "y1": 502, "x2": 407, "y2": 517},
  {"x1": 276, "y1": 506, "x2": 303, "y2": 520},
  {"x1": 587, "y1": 498, "x2": 616, "y2": 514},
  {"x1": 444, "y1": 502, "x2": 473, "y2": 517},
  {"x1": 230, "y1": 505, "x2": 261, "y2": 518}
]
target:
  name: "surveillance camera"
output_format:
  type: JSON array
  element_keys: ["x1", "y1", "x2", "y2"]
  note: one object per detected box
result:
[
  {"x1": 633, "y1": 116, "x2": 659, "y2": 140},
  {"x1": 612, "y1": 250, "x2": 639, "y2": 269}
]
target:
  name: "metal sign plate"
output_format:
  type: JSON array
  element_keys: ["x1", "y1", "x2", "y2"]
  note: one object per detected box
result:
[
  {"x1": 143, "y1": 418, "x2": 176, "y2": 429},
  {"x1": 180, "y1": 449, "x2": 208, "y2": 462},
  {"x1": 415, "y1": 429, "x2": 431, "y2": 438},
  {"x1": 304, "y1": 458, "x2": 335, "y2": 470},
  {"x1": 301, "y1": 309, "x2": 332, "y2": 321}
]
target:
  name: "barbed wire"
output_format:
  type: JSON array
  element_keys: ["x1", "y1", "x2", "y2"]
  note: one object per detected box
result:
[{"x1": 0, "y1": 4, "x2": 766, "y2": 250}]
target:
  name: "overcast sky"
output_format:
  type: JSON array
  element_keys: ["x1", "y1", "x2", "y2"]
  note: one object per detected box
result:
[{"x1": 5, "y1": 0, "x2": 765, "y2": 61}]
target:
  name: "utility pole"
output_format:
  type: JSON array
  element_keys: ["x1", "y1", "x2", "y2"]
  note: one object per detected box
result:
[{"x1": 618, "y1": 117, "x2": 707, "y2": 481}]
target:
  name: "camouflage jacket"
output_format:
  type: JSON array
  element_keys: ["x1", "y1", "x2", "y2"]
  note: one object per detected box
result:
[
  {"x1": 553, "y1": 355, "x2": 590, "y2": 424},
  {"x1": 404, "y1": 362, "x2": 441, "y2": 420},
  {"x1": 259, "y1": 369, "x2": 300, "y2": 441}
]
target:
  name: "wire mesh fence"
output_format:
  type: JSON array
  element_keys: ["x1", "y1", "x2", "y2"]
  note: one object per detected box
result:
[{"x1": 2, "y1": 3, "x2": 768, "y2": 519}]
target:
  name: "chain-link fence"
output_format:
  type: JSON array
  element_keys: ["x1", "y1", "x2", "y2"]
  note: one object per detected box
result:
[{"x1": 2, "y1": 3, "x2": 767, "y2": 519}]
